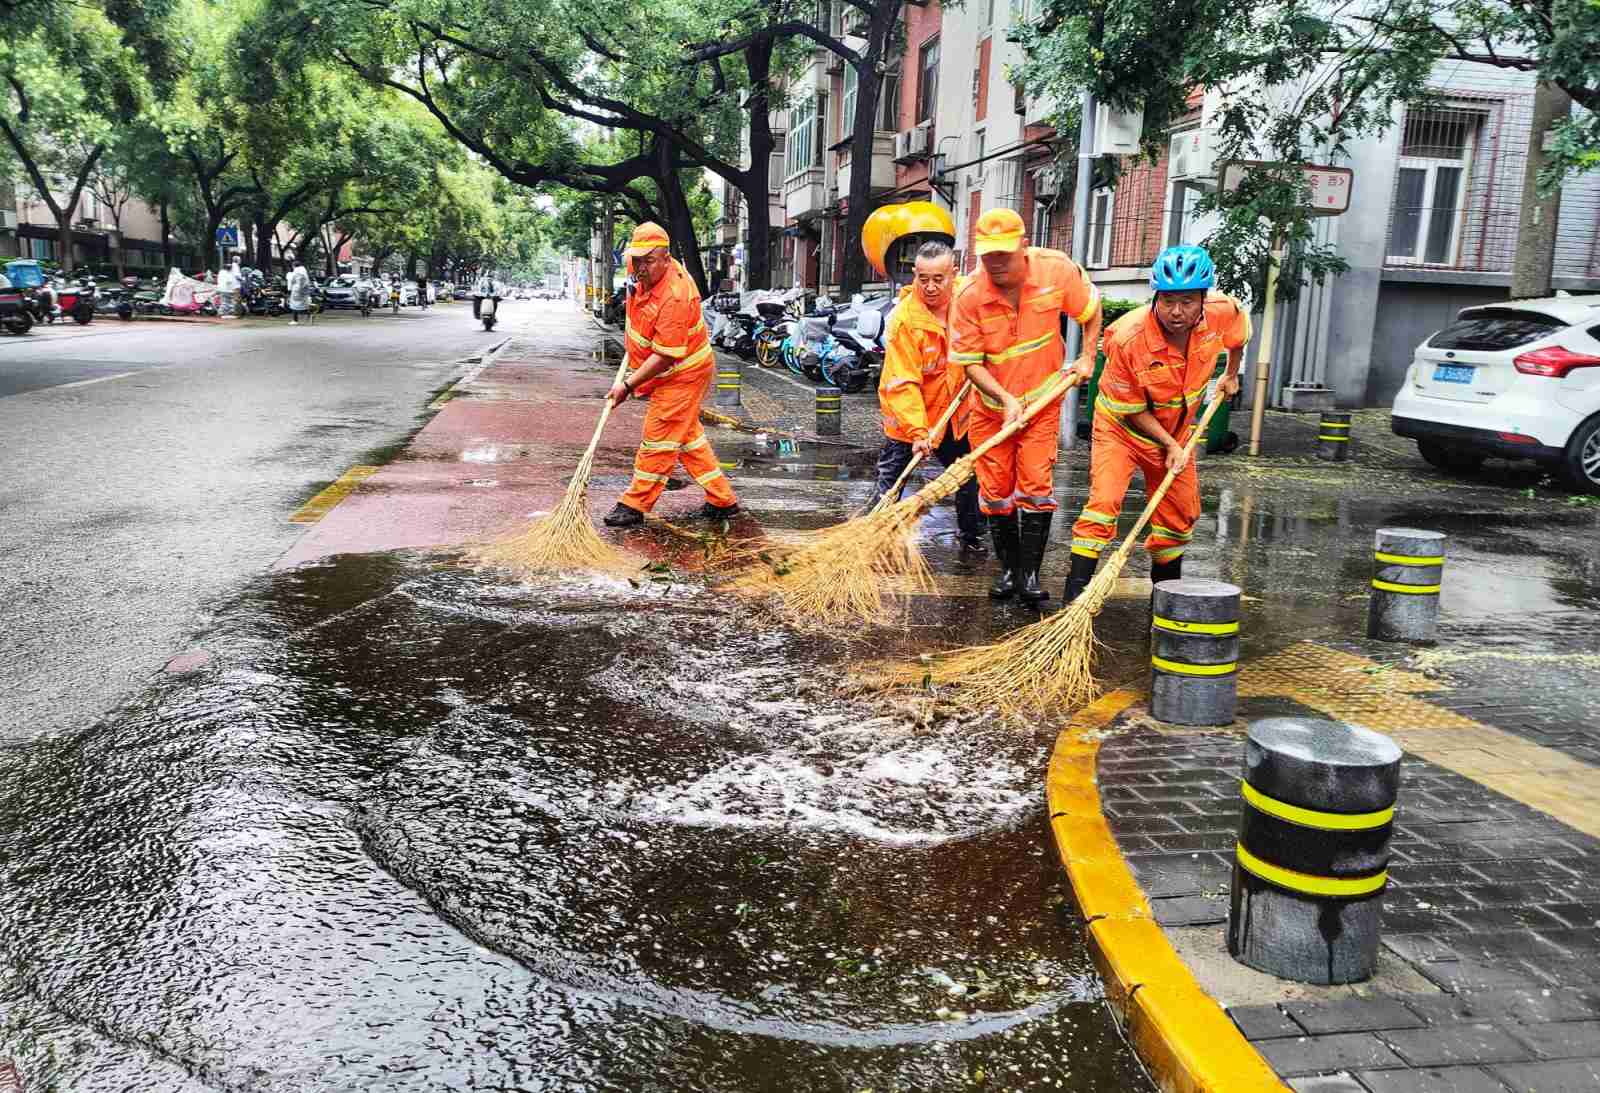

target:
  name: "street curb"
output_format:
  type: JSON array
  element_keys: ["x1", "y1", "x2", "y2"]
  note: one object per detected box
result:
[{"x1": 1048, "y1": 691, "x2": 1288, "y2": 1093}]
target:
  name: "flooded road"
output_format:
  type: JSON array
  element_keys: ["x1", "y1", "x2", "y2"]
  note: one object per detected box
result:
[{"x1": 0, "y1": 552, "x2": 1149, "y2": 1091}]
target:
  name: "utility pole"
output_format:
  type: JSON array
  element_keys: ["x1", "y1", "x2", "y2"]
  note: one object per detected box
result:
[
  {"x1": 1510, "y1": 82, "x2": 1571, "y2": 300},
  {"x1": 600, "y1": 199, "x2": 616, "y2": 315},
  {"x1": 1062, "y1": 90, "x2": 1097, "y2": 451}
]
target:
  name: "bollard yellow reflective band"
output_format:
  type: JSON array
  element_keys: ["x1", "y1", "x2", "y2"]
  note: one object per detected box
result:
[
  {"x1": 1320, "y1": 421, "x2": 1351, "y2": 428},
  {"x1": 1151, "y1": 656, "x2": 1237, "y2": 677},
  {"x1": 1240, "y1": 781, "x2": 1394, "y2": 830},
  {"x1": 1235, "y1": 843, "x2": 1387, "y2": 898},
  {"x1": 1318, "y1": 434, "x2": 1351, "y2": 442},
  {"x1": 1374, "y1": 552, "x2": 1445, "y2": 566},
  {"x1": 1153, "y1": 616, "x2": 1239, "y2": 636},
  {"x1": 1372, "y1": 578, "x2": 1441, "y2": 594}
]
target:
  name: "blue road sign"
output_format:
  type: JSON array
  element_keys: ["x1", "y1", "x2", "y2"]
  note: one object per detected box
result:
[{"x1": 215, "y1": 225, "x2": 240, "y2": 248}]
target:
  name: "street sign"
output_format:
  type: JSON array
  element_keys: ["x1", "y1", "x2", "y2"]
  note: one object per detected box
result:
[
  {"x1": 215, "y1": 224, "x2": 240, "y2": 247},
  {"x1": 1219, "y1": 161, "x2": 1353, "y2": 216}
]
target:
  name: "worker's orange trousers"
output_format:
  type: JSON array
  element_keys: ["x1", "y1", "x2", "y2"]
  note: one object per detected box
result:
[
  {"x1": 1069, "y1": 414, "x2": 1199, "y2": 562},
  {"x1": 967, "y1": 406, "x2": 1060, "y2": 515},
  {"x1": 619, "y1": 367, "x2": 738, "y2": 514}
]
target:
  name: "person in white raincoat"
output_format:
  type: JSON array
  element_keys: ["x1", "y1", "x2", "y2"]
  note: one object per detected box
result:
[{"x1": 286, "y1": 256, "x2": 312, "y2": 325}]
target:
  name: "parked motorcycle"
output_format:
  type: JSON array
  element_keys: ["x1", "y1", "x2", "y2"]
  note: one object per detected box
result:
[
  {"x1": 4, "y1": 260, "x2": 56, "y2": 325},
  {"x1": 55, "y1": 274, "x2": 97, "y2": 325}
]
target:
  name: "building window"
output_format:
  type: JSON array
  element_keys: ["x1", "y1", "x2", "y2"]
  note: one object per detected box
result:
[
  {"x1": 29, "y1": 237, "x2": 55, "y2": 260},
  {"x1": 879, "y1": 63, "x2": 901, "y2": 131},
  {"x1": 842, "y1": 65, "x2": 858, "y2": 134},
  {"x1": 972, "y1": 131, "x2": 986, "y2": 183},
  {"x1": 985, "y1": 0, "x2": 996, "y2": 26},
  {"x1": 1388, "y1": 108, "x2": 1479, "y2": 266},
  {"x1": 786, "y1": 95, "x2": 819, "y2": 179},
  {"x1": 1087, "y1": 187, "x2": 1114, "y2": 268},
  {"x1": 1165, "y1": 181, "x2": 1210, "y2": 247},
  {"x1": 916, "y1": 38, "x2": 940, "y2": 125}
]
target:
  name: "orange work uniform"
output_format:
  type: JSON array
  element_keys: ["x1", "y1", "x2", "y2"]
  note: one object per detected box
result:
[
  {"x1": 1071, "y1": 293, "x2": 1251, "y2": 562},
  {"x1": 950, "y1": 248, "x2": 1100, "y2": 515},
  {"x1": 878, "y1": 284, "x2": 970, "y2": 443},
  {"x1": 618, "y1": 258, "x2": 738, "y2": 514}
]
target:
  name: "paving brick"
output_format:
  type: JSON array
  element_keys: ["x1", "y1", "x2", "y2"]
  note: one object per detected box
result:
[
  {"x1": 1507, "y1": 1020, "x2": 1600, "y2": 1060},
  {"x1": 1468, "y1": 883, "x2": 1578, "y2": 907},
  {"x1": 1151, "y1": 894, "x2": 1227, "y2": 926},
  {"x1": 1284, "y1": 998, "x2": 1429, "y2": 1036},
  {"x1": 1416, "y1": 960, "x2": 1553, "y2": 993},
  {"x1": 1446, "y1": 933, "x2": 1567, "y2": 963},
  {"x1": 1490, "y1": 1058, "x2": 1600, "y2": 1092},
  {"x1": 1379, "y1": 1023, "x2": 1535, "y2": 1067},
  {"x1": 1257, "y1": 1034, "x2": 1408, "y2": 1077},
  {"x1": 1395, "y1": 842, "x2": 1499, "y2": 864},
  {"x1": 1540, "y1": 903, "x2": 1600, "y2": 929},
  {"x1": 1467, "y1": 859, "x2": 1585, "y2": 884},
  {"x1": 1381, "y1": 907, "x2": 1469, "y2": 935},
  {"x1": 1134, "y1": 782, "x2": 1227, "y2": 800},
  {"x1": 1383, "y1": 934, "x2": 1461, "y2": 964},
  {"x1": 1396, "y1": 885, "x2": 1486, "y2": 910},
  {"x1": 1287, "y1": 1074, "x2": 1367, "y2": 1092},
  {"x1": 1535, "y1": 929, "x2": 1600, "y2": 955},
  {"x1": 1230, "y1": 1003, "x2": 1305, "y2": 1040},
  {"x1": 1145, "y1": 832, "x2": 1237, "y2": 853},
  {"x1": 1472, "y1": 838, "x2": 1588, "y2": 860},
  {"x1": 1354, "y1": 1066, "x2": 1512, "y2": 1093},
  {"x1": 1447, "y1": 906, "x2": 1571, "y2": 931},
  {"x1": 1109, "y1": 814, "x2": 1187, "y2": 835},
  {"x1": 1389, "y1": 863, "x2": 1491, "y2": 887},
  {"x1": 1106, "y1": 797, "x2": 1202, "y2": 818},
  {"x1": 1403, "y1": 988, "x2": 1600, "y2": 1028}
]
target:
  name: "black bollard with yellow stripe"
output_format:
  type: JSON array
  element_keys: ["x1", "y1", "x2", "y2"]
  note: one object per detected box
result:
[
  {"x1": 1316, "y1": 411, "x2": 1352, "y2": 462},
  {"x1": 816, "y1": 386, "x2": 842, "y2": 437},
  {"x1": 1150, "y1": 579, "x2": 1240, "y2": 726},
  {"x1": 714, "y1": 356, "x2": 743, "y2": 409},
  {"x1": 1227, "y1": 717, "x2": 1402, "y2": 984},
  {"x1": 1368, "y1": 527, "x2": 1445, "y2": 644}
]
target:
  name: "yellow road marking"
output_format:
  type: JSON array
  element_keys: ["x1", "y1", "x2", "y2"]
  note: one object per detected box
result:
[{"x1": 289, "y1": 465, "x2": 380, "y2": 525}]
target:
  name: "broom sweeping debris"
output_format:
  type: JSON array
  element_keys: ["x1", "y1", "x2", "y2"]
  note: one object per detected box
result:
[
  {"x1": 876, "y1": 394, "x2": 1230, "y2": 717},
  {"x1": 474, "y1": 357, "x2": 633, "y2": 577},
  {"x1": 732, "y1": 374, "x2": 1081, "y2": 628},
  {"x1": 869, "y1": 381, "x2": 972, "y2": 515}
]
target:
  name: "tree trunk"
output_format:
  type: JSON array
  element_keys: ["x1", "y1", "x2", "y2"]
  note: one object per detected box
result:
[
  {"x1": 56, "y1": 210, "x2": 75, "y2": 273},
  {"x1": 739, "y1": 40, "x2": 776, "y2": 291},
  {"x1": 1511, "y1": 81, "x2": 1571, "y2": 300},
  {"x1": 841, "y1": 3, "x2": 899, "y2": 296},
  {"x1": 112, "y1": 219, "x2": 125, "y2": 280},
  {"x1": 160, "y1": 198, "x2": 173, "y2": 269},
  {"x1": 655, "y1": 143, "x2": 710, "y2": 297}
]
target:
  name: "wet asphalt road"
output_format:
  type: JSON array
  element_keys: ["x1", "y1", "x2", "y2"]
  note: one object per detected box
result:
[{"x1": 0, "y1": 304, "x2": 518, "y2": 745}]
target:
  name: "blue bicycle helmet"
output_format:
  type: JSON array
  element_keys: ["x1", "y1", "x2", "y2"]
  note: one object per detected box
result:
[{"x1": 1150, "y1": 245, "x2": 1216, "y2": 292}]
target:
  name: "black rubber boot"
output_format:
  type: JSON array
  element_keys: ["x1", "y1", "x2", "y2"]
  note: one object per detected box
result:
[
  {"x1": 693, "y1": 501, "x2": 741, "y2": 521},
  {"x1": 1018, "y1": 511, "x2": 1054, "y2": 604},
  {"x1": 1064, "y1": 552, "x2": 1098, "y2": 604},
  {"x1": 603, "y1": 502, "x2": 645, "y2": 527},
  {"x1": 1150, "y1": 557, "x2": 1183, "y2": 588},
  {"x1": 987, "y1": 513, "x2": 1020, "y2": 599}
]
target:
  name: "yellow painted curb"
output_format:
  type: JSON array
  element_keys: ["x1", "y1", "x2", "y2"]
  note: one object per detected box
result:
[
  {"x1": 289, "y1": 465, "x2": 380, "y2": 525},
  {"x1": 1048, "y1": 690, "x2": 1289, "y2": 1093}
]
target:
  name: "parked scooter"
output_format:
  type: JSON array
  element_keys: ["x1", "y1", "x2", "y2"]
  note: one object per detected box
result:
[{"x1": 55, "y1": 274, "x2": 97, "y2": 325}]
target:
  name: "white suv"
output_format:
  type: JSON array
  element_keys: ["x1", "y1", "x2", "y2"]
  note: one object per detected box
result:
[{"x1": 1391, "y1": 296, "x2": 1600, "y2": 493}]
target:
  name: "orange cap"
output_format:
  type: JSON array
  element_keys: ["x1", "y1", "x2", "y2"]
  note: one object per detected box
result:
[
  {"x1": 973, "y1": 208, "x2": 1027, "y2": 256},
  {"x1": 624, "y1": 221, "x2": 671, "y2": 257}
]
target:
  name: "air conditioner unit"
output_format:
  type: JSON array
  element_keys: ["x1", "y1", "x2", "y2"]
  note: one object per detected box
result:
[
  {"x1": 0, "y1": 210, "x2": 16, "y2": 231},
  {"x1": 1167, "y1": 128, "x2": 1215, "y2": 182},
  {"x1": 893, "y1": 130, "x2": 920, "y2": 163},
  {"x1": 1093, "y1": 103, "x2": 1144, "y2": 156},
  {"x1": 908, "y1": 124, "x2": 931, "y2": 157}
]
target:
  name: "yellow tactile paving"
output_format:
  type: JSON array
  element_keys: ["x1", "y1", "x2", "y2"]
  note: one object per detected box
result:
[{"x1": 1237, "y1": 640, "x2": 1600, "y2": 840}]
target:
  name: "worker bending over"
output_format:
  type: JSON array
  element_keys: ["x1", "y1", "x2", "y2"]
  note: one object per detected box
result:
[
  {"x1": 874, "y1": 240, "x2": 984, "y2": 552},
  {"x1": 1066, "y1": 245, "x2": 1249, "y2": 601},
  {"x1": 951, "y1": 208, "x2": 1102, "y2": 603},
  {"x1": 604, "y1": 222, "x2": 740, "y2": 527}
]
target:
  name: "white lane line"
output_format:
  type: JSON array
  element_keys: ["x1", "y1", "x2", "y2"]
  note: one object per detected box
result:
[{"x1": 45, "y1": 370, "x2": 143, "y2": 391}]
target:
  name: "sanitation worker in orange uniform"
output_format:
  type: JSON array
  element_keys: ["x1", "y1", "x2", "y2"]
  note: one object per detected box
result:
[
  {"x1": 874, "y1": 240, "x2": 984, "y2": 552},
  {"x1": 603, "y1": 223, "x2": 739, "y2": 527},
  {"x1": 950, "y1": 208, "x2": 1102, "y2": 603},
  {"x1": 1065, "y1": 245, "x2": 1250, "y2": 601}
]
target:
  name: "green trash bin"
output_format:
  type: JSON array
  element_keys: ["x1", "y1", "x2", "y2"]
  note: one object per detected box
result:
[{"x1": 1077, "y1": 352, "x2": 1236, "y2": 454}]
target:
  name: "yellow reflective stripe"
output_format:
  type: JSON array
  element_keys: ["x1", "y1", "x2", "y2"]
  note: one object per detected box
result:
[
  {"x1": 1321, "y1": 421, "x2": 1351, "y2": 430},
  {"x1": 625, "y1": 322, "x2": 650, "y2": 347},
  {"x1": 1075, "y1": 283, "x2": 1100, "y2": 325},
  {"x1": 977, "y1": 371, "x2": 1062, "y2": 411},
  {"x1": 652, "y1": 341, "x2": 688, "y2": 358},
  {"x1": 1071, "y1": 537, "x2": 1109, "y2": 553},
  {"x1": 985, "y1": 331, "x2": 1057, "y2": 366},
  {"x1": 640, "y1": 439, "x2": 681, "y2": 452},
  {"x1": 1100, "y1": 409, "x2": 1163, "y2": 448},
  {"x1": 1151, "y1": 546, "x2": 1188, "y2": 563},
  {"x1": 1071, "y1": 545, "x2": 1103, "y2": 559},
  {"x1": 1375, "y1": 551, "x2": 1444, "y2": 566},
  {"x1": 1372, "y1": 578, "x2": 1441, "y2": 594},
  {"x1": 694, "y1": 468, "x2": 724, "y2": 485},
  {"x1": 1149, "y1": 523, "x2": 1194, "y2": 542},
  {"x1": 1152, "y1": 655, "x2": 1234, "y2": 676},
  {"x1": 659, "y1": 343, "x2": 714, "y2": 378},
  {"x1": 952, "y1": 350, "x2": 986, "y2": 365},
  {"x1": 1153, "y1": 616, "x2": 1238, "y2": 636},
  {"x1": 1235, "y1": 843, "x2": 1388, "y2": 898},
  {"x1": 1240, "y1": 781, "x2": 1394, "y2": 831},
  {"x1": 1077, "y1": 508, "x2": 1117, "y2": 527},
  {"x1": 632, "y1": 470, "x2": 670, "y2": 483},
  {"x1": 1098, "y1": 393, "x2": 1148, "y2": 415},
  {"x1": 682, "y1": 435, "x2": 709, "y2": 452}
]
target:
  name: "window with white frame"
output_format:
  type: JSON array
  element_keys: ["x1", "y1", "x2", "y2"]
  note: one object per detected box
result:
[
  {"x1": 1087, "y1": 186, "x2": 1114, "y2": 268},
  {"x1": 1388, "y1": 107, "x2": 1480, "y2": 266},
  {"x1": 1032, "y1": 199, "x2": 1052, "y2": 247},
  {"x1": 1165, "y1": 181, "x2": 1211, "y2": 247},
  {"x1": 878, "y1": 62, "x2": 901, "y2": 131},
  {"x1": 916, "y1": 38, "x2": 940, "y2": 125},
  {"x1": 786, "y1": 95, "x2": 822, "y2": 179},
  {"x1": 971, "y1": 131, "x2": 986, "y2": 183},
  {"x1": 842, "y1": 66, "x2": 858, "y2": 135}
]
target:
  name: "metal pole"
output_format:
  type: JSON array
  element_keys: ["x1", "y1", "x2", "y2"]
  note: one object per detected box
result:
[
  {"x1": 1062, "y1": 90, "x2": 1097, "y2": 451},
  {"x1": 1247, "y1": 239, "x2": 1283, "y2": 457}
]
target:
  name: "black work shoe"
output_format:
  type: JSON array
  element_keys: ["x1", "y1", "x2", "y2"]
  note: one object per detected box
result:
[
  {"x1": 1018, "y1": 510, "x2": 1054, "y2": 604},
  {"x1": 603, "y1": 502, "x2": 645, "y2": 527},
  {"x1": 693, "y1": 501, "x2": 741, "y2": 521},
  {"x1": 988, "y1": 513, "x2": 1020, "y2": 599},
  {"x1": 1064, "y1": 552, "x2": 1099, "y2": 604},
  {"x1": 664, "y1": 476, "x2": 690, "y2": 491},
  {"x1": 959, "y1": 535, "x2": 988, "y2": 557}
]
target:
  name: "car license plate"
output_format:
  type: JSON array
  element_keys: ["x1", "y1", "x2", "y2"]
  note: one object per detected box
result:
[{"x1": 1433, "y1": 364, "x2": 1474, "y2": 384}]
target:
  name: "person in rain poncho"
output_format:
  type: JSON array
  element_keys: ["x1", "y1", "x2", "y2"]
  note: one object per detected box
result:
[{"x1": 286, "y1": 256, "x2": 312, "y2": 325}]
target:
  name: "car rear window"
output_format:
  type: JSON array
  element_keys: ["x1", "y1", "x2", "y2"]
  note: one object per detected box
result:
[{"x1": 1429, "y1": 309, "x2": 1568, "y2": 351}]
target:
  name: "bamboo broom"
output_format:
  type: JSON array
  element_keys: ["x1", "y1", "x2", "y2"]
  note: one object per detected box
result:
[
  {"x1": 732, "y1": 373, "x2": 1083, "y2": 628},
  {"x1": 874, "y1": 393, "x2": 1230, "y2": 716},
  {"x1": 868, "y1": 381, "x2": 973, "y2": 515},
  {"x1": 474, "y1": 356, "x2": 633, "y2": 577}
]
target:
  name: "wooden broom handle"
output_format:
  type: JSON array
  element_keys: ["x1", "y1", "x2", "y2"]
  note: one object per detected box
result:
[
  {"x1": 1112, "y1": 394, "x2": 1227, "y2": 552},
  {"x1": 965, "y1": 371, "x2": 1085, "y2": 462},
  {"x1": 874, "y1": 380, "x2": 973, "y2": 511}
]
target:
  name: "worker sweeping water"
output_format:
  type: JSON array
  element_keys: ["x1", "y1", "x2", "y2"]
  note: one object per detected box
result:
[
  {"x1": 603, "y1": 223, "x2": 740, "y2": 528},
  {"x1": 951, "y1": 208, "x2": 1103, "y2": 605},
  {"x1": 1065, "y1": 245, "x2": 1250, "y2": 602}
]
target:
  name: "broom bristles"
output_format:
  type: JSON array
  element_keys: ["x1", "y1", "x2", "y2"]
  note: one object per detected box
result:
[{"x1": 472, "y1": 439, "x2": 632, "y2": 577}]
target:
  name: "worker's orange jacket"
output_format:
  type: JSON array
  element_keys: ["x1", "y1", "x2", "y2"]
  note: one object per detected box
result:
[
  {"x1": 878, "y1": 283, "x2": 970, "y2": 443},
  {"x1": 1094, "y1": 292, "x2": 1252, "y2": 449},
  {"x1": 624, "y1": 258, "x2": 713, "y2": 396},
  {"x1": 949, "y1": 247, "x2": 1099, "y2": 408}
]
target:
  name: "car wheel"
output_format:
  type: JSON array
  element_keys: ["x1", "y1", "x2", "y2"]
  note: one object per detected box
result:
[
  {"x1": 1417, "y1": 440, "x2": 1485, "y2": 474},
  {"x1": 1562, "y1": 414, "x2": 1600, "y2": 494}
]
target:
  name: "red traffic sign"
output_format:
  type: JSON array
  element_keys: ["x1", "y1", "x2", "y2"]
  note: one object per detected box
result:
[{"x1": 1219, "y1": 161, "x2": 1353, "y2": 216}]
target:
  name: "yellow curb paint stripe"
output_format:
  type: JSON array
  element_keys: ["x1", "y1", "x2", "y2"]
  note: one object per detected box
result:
[
  {"x1": 1240, "y1": 780, "x2": 1395, "y2": 831},
  {"x1": 1153, "y1": 616, "x2": 1239, "y2": 636},
  {"x1": 1152, "y1": 655, "x2": 1237, "y2": 677},
  {"x1": 1372, "y1": 578, "x2": 1442, "y2": 594},
  {"x1": 288, "y1": 465, "x2": 380, "y2": 525},
  {"x1": 1235, "y1": 842, "x2": 1388, "y2": 898},
  {"x1": 1048, "y1": 691, "x2": 1289, "y2": 1092},
  {"x1": 1374, "y1": 552, "x2": 1445, "y2": 566}
]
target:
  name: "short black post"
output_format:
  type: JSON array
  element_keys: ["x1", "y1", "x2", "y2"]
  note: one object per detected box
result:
[
  {"x1": 1317, "y1": 412, "x2": 1352, "y2": 462},
  {"x1": 1228, "y1": 717, "x2": 1401, "y2": 984},
  {"x1": 715, "y1": 356, "x2": 743, "y2": 409},
  {"x1": 1367, "y1": 527, "x2": 1445, "y2": 644},
  {"x1": 815, "y1": 386, "x2": 842, "y2": 437},
  {"x1": 1150, "y1": 578, "x2": 1240, "y2": 727}
]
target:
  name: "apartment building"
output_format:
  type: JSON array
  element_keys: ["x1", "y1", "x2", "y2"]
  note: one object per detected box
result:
[{"x1": 1, "y1": 181, "x2": 203, "y2": 275}]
